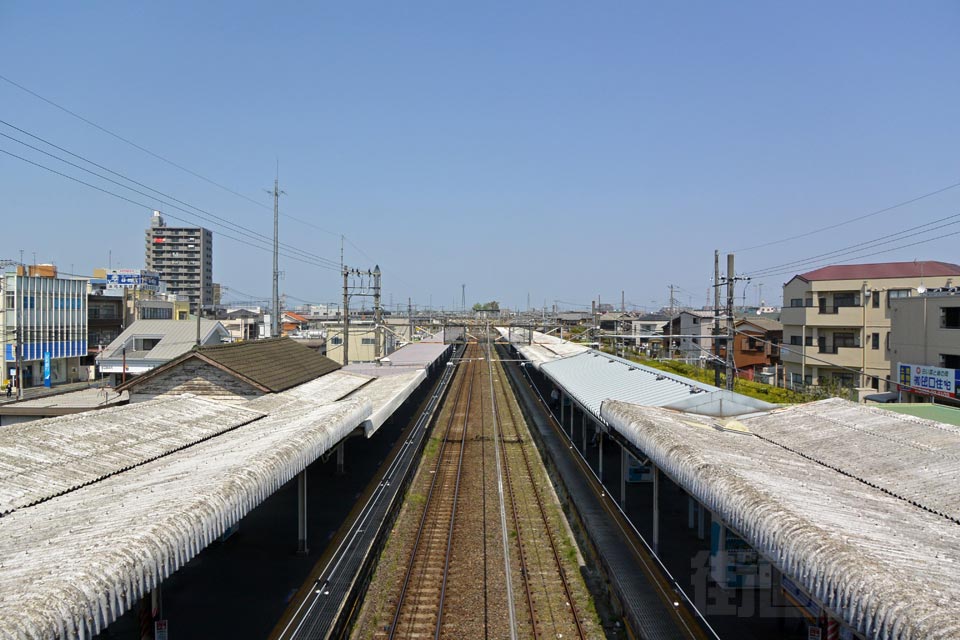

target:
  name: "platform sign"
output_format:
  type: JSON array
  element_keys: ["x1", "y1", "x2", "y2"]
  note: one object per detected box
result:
[
  {"x1": 43, "y1": 352, "x2": 51, "y2": 388},
  {"x1": 155, "y1": 620, "x2": 168, "y2": 640},
  {"x1": 898, "y1": 363, "x2": 958, "y2": 399},
  {"x1": 808, "y1": 629, "x2": 822, "y2": 640}
]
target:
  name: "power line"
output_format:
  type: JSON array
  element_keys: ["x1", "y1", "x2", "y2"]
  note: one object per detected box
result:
[
  {"x1": 744, "y1": 211, "x2": 960, "y2": 278},
  {"x1": 0, "y1": 121, "x2": 341, "y2": 269},
  {"x1": 0, "y1": 145, "x2": 340, "y2": 272},
  {"x1": 731, "y1": 178, "x2": 960, "y2": 253},
  {"x1": 745, "y1": 226, "x2": 960, "y2": 281},
  {"x1": 0, "y1": 74, "x2": 378, "y2": 270}
]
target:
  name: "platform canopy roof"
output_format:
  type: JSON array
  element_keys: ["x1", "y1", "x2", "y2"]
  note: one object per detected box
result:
[
  {"x1": 602, "y1": 398, "x2": 960, "y2": 640},
  {"x1": 494, "y1": 327, "x2": 590, "y2": 367},
  {"x1": 0, "y1": 396, "x2": 370, "y2": 639}
]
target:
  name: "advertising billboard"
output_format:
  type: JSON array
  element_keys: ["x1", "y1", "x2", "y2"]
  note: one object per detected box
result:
[
  {"x1": 106, "y1": 269, "x2": 160, "y2": 292},
  {"x1": 898, "y1": 363, "x2": 959, "y2": 400}
]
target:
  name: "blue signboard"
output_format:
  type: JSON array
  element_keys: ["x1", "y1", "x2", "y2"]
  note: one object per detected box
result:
[{"x1": 43, "y1": 351, "x2": 51, "y2": 387}]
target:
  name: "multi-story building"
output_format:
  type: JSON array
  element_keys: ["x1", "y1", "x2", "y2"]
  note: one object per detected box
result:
[
  {"x1": 731, "y1": 317, "x2": 782, "y2": 382},
  {"x1": 144, "y1": 211, "x2": 212, "y2": 313},
  {"x1": 781, "y1": 261, "x2": 960, "y2": 391},
  {"x1": 662, "y1": 310, "x2": 715, "y2": 361},
  {"x1": 889, "y1": 288, "x2": 960, "y2": 407},
  {"x1": 2, "y1": 265, "x2": 88, "y2": 390}
]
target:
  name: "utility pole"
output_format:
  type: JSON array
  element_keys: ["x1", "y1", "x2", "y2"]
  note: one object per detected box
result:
[
  {"x1": 726, "y1": 253, "x2": 736, "y2": 391},
  {"x1": 408, "y1": 297, "x2": 413, "y2": 343},
  {"x1": 374, "y1": 265, "x2": 382, "y2": 360},
  {"x1": 342, "y1": 267, "x2": 350, "y2": 366},
  {"x1": 461, "y1": 284, "x2": 465, "y2": 313},
  {"x1": 714, "y1": 250, "x2": 721, "y2": 387},
  {"x1": 269, "y1": 174, "x2": 285, "y2": 338}
]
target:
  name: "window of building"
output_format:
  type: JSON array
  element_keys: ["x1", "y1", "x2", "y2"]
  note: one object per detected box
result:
[
  {"x1": 804, "y1": 375, "x2": 813, "y2": 385},
  {"x1": 834, "y1": 292, "x2": 860, "y2": 308},
  {"x1": 941, "y1": 354, "x2": 960, "y2": 369},
  {"x1": 834, "y1": 332, "x2": 858, "y2": 348},
  {"x1": 805, "y1": 336, "x2": 814, "y2": 346},
  {"x1": 885, "y1": 375, "x2": 891, "y2": 392},
  {"x1": 691, "y1": 338, "x2": 699, "y2": 345},
  {"x1": 887, "y1": 289, "x2": 911, "y2": 308},
  {"x1": 871, "y1": 333, "x2": 879, "y2": 349},
  {"x1": 692, "y1": 317, "x2": 699, "y2": 324},
  {"x1": 791, "y1": 373, "x2": 803, "y2": 385},
  {"x1": 4, "y1": 291, "x2": 13, "y2": 309},
  {"x1": 790, "y1": 298, "x2": 803, "y2": 307},
  {"x1": 885, "y1": 331, "x2": 890, "y2": 351},
  {"x1": 871, "y1": 377, "x2": 879, "y2": 390},
  {"x1": 871, "y1": 291, "x2": 880, "y2": 308},
  {"x1": 361, "y1": 338, "x2": 375, "y2": 345},
  {"x1": 833, "y1": 372, "x2": 855, "y2": 388},
  {"x1": 941, "y1": 307, "x2": 960, "y2": 329},
  {"x1": 330, "y1": 336, "x2": 342, "y2": 345}
]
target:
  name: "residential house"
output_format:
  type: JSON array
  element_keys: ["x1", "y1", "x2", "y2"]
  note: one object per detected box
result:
[
  {"x1": 98, "y1": 318, "x2": 229, "y2": 385},
  {"x1": 731, "y1": 317, "x2": 782, "y2": 382},
  {"x1": 662, "y1": 310, "x2": 715, "y2": 361}
]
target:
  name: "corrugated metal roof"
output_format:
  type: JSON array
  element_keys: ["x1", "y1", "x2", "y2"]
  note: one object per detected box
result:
[
  {"x1": 602, "y1": 399, "x2": 960, "y2": 640},
  {"x1": 0, "y1": 395, "x2": 264, "y2": 515},
  {"x1": 495, "y1": 327, "x2": 590, "y2": 367},
  {"x1": 381, "y1": 341, "x2": 451, "y2": 367},
  {"x1": 743, "y1": 398, "x2": 960, "y2": 522},
  {"x1": 0, "y1": 398, "x2": 370, "y2": 640},
  {"x1": 540, "y1": 351, "x2": 718, "y2": 420}
]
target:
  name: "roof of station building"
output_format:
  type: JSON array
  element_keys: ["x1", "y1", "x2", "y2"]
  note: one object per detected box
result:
[
  {"x1": 116, "y1": 337, "x2": 341, "y2": 394},
  {"x1": 100, "y1": 319, "x2": 227, "y2": 362},
  {"x1": 495, "y1": 327, "x2": 590, "y2": 367},
  {"x1": 601, "y1": 398, "x2": 960, "y2": 640}
]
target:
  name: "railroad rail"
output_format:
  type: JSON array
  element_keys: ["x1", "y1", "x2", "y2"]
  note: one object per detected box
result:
[
  {"x1": 487, "y1": 338, "x2": 587, "y2": 639},
  {"x1": 388, "y1": 350, "x2": 478, "y2": 638}
]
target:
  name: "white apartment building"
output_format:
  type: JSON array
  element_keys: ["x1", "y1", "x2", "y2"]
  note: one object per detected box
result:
[
  {"x1": 781, "y1": 261, "x2": 960, "y2": 391},
  {"x1": 145, "y1": 211, "x2": 213, "y2": 314},
  {"x1": 2, "y1": 267, "x2": 88, "y2": 389}
]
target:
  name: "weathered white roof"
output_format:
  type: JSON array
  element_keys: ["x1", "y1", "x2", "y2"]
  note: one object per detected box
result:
[
  {"x1": 495, "y1": 327, "x2": 589, "y2": 367},
  {"x1": 343, "y1": 340, "x2": 452, "y2": 378},
  {"x1": 0, "y1": 395, "x2": 264, "y2": 515},
  {"x1": 601, "y1": 398, "x2": 960, "y2": 640},
  {"x1": 248, "y1": 370, "x2": 373, "y2": 412},
  {"x1": 0, "y1": 398, "x2": 370, "y2": 639},
  {"x1": 346, "y1": 370, "x2": 426, "y2": 437}
]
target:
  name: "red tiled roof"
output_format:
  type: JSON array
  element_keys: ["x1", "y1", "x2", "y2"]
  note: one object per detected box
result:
[
  {"x1": 797, "y1": 261, "x2": 960, "y2": 282},
  {"x1": 283, "y1": 311, "x2": 308, "y2": 322}
]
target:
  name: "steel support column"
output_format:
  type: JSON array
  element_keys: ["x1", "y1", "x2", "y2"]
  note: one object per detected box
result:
[
  {"x1": 582, "y1": 411, "x2": 587, "y2": 453},
  {"x1": 652, "y1": 465, "x2": 660, "y2": 554},
  {"x1": 620, "y1": 445, "x2": 627, "y2": 509},
  {"x1": 698, "y1": 502, "x2": 705, "y2": 540},
  {"x1": 336, "y1": 441, "x2": 345, "y2": 475},
  {"x1": 598, "y1": 428, "x2": 604, "y2": 483},
  {"x1": 297, "y1": 469, "x2": 308, "y2": 555}
]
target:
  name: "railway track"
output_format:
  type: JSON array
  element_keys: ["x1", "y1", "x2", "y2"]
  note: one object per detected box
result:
[
  {"x1": 361, "y1": 336, "x2": 599, "y2": 640},
  {"x1": 487, "y1": 340, "x2": 587, "y2": 639},
  {"x1": 388, "y1": 350, "x2": 478, "y2": 638}
]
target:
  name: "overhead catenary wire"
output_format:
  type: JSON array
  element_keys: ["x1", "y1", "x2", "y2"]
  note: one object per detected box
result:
[{"x1": 0, "y1": 145, "x2": 340, "y2": 272}]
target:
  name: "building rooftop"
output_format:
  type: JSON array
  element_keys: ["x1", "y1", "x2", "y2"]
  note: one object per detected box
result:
[
  {"x1": 735, "y1": 316, "x2": 782, "y2": 332},
  {"x1": 601, "y1": 397, "x2": 960, "y2": 639},
  {"x1": 101, "y1": 319, "x2": 227, "y2": 363},
  {"x1": 795, "y1": 260, "x2": 960, "y2": 282}
]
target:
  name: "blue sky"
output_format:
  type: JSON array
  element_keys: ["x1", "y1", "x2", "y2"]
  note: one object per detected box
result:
[{"x1": 1, "y1": 2, "x2": 958, "y2": 313}]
